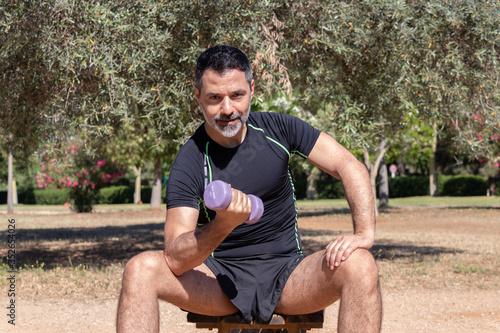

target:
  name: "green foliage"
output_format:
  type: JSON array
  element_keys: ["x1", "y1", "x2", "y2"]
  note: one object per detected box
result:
[
  {"x1": 99, "y1": 186, "x2": 134, "y2": 204},
  {"x1": 294, "y1": 178, "x2": 345, "y2": 200},
  {"x1": 2, "y1": 0, "x2": 499, "y2": 195},
  {"x1": 295, "y1": 174, "x2": 491, "y2": 199},
  {"x1": 38, "y1": 142, "x2": 127, "y2": 212},
  {"x1": 33, "y1": 188, "x2": 70, "y2": 205},
  {"x1": 440, "y1": 175, "x2": 488, "y2": 197},
  {"x1": 97, "y1": 185, "x2": 165, "y2": 204},
  {"x1": 387, "y1": 119, "x2": 435, "y2": 173},
  {"x1": 453, "y1": 262, "x2": 492, "y2": 275},
  {"x1": 391, "y1": 174, "x2": 490, "y2": 197},
  {"x1": 0, "y1": 1, "x2": 65, "y2": 159},
  {"x1": 39, "y1": 0, "x2": 293, "y2": 162},
  {"x1": 387, "y1": 176, "x2": 430, "y2": 198}
]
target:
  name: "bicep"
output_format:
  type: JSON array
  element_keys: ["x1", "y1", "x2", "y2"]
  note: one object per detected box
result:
[
  {"x1": 306, "y1": 132, "x2": 365, "y2": 179},
  {"x1": 164, "y1": 206, "x2": 199, "y2": 246}
]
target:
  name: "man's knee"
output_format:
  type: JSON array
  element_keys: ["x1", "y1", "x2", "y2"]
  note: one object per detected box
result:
[
  {"x1": 122, "y1": 251, "x2": 165, "y2": 286},
  {"x1": 341, "y1": 249, "x2": 379, "y2": 287}
]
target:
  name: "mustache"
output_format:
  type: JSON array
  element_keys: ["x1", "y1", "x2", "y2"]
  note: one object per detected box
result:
[{"x1": 214, "y1": 113, "x2": 242, "y2": 121}]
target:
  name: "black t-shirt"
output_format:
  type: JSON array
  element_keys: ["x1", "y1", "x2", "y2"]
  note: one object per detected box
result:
[{"x1": 166, "y1": 112, "x2": 321, "y2": 259}]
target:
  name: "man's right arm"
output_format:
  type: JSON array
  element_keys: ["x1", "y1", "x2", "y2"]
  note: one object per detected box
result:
[{"x1": 164, "y1": 188, "x2": 253, "y2": 276}]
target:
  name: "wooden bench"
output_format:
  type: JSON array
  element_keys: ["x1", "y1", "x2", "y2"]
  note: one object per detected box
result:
[{"x1": 187, "y1": 310, "x2": 324, "y2": 333}]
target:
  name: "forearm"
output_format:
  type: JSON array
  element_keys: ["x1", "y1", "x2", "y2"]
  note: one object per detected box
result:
[
  {"x1": 164, "y1": 217, "x2": 235, "y2": 276},
  {"x1": 340, "y1": 161, "x2": 376, "y2": 241}
]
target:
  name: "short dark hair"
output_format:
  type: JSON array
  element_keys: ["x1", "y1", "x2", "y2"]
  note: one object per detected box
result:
[{"x1": 194, "y1": 45, "x2": 253, "y2": 90}]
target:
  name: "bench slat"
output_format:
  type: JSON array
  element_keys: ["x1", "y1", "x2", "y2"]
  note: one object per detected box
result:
[{"x1": 187, "y1": 310, "x2": 324, "y2": 332}]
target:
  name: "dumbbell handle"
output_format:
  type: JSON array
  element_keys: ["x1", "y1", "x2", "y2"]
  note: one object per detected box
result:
[{"x1": 203, "y1": 180, "x2": 264, "y2": 224}]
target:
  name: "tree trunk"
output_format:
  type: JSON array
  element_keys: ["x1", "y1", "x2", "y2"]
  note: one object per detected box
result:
[
  {"x1": 378, "y1": 155, "x2": 389, "y2": 208},
  {"x1": 12, "y1": 177, "x2": 18, "y2": 204},
  {"x1": 150, "y1": 158, "x2": 162, "y2": 210},
  {"x1": 306, "y1": 166, "x2": 321, "y2": 200},
  {"x1": 7, "y1": 150, "x2": 14, "y2": 214},
  {"x1": 369, "y1": 171, "x2": 378, "y2": 217},
  {"x1": 133, "y1": 166, "x2": 142, "y2": 204},
  {"x1": 362, "y1": 135, "x2": 390, "y2": 217},
  {"x1": 487, "y1": 176, "x2": 497, "y2": 197},
  {"x1": 429, "y1": 120, "x2": 438, "y2": 196}
]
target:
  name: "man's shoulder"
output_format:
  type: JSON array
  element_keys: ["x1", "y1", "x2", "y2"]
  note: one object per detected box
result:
[
  {"x1": 248, "y1": 111, "x2": 295, "y2": 128},
  {"x1": 176, "y1": 124, "x2": 207, "y2": 157}
]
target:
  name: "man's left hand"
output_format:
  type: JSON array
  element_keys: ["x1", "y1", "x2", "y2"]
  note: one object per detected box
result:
[{"x1": 325, "y1": 234, "x2": 374, "y2": 270}]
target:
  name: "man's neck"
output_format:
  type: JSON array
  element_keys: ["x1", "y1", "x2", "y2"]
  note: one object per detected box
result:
[{"x1": 204, "y1": 123, "x2": 247, "y2": 148}]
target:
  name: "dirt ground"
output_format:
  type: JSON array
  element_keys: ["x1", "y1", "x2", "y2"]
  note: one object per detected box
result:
[{"x1": 1, "y1": 205, "x2": 499, "y2": 332}]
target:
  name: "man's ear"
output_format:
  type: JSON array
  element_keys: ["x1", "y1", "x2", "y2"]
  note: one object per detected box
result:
[
  {"x1": 194, "y1": 86, "x2": 201, "y2": 104},
  {"x1": 250, "y1": 79, "x2": 255, "y2": 100}
]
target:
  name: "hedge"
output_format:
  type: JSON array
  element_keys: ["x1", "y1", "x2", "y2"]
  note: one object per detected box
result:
[
  {"x1": 34, "y1": 188, "x2": 70, "y2": 205},
  {"x1": 439, "y1": 175, "x2": 490, "y2": 197},
  {"x1": 99, "y1": 186, "x2": 135, "y2": 204},
  {"x1": 294, "y1": 179, "x2": 344, "y2": 199},
  {"x1": 295, "y1": 174, "x2": 495, "y2": 199},
  {"x1": 97, "y1": 185, "x2": 168, "y2": 204}
]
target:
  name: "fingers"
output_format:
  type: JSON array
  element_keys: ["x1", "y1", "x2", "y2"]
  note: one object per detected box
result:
[
  {"x1": 325, "y1": 235, "x2": 361, "y2": 270},
  {"x1": 228, "y1": 189, "x2": 252, "y2": 218},
  {"x1": 217, "y1": 188, "x2": 252, "y2": 225}
]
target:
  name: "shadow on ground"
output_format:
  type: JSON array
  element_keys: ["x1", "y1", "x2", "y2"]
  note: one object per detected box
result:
[
  {"x1": 1, "y1": 220, "x2": 463, "y2": 269},
  {"x1": 3, "y1": 223, "x2": 165, "y2": 269},
  {"x1": 300, "y1": 232, "x2": 462, "y2": 259}
]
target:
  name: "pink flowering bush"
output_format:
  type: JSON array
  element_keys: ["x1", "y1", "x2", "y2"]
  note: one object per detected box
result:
[{"x1": 37, "y1": 143, "x2": 127, "y2": 212}]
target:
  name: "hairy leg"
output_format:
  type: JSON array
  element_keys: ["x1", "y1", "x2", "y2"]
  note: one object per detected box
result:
[
  {"x1": 116, "y1": 250, "x2": 237, "y2": 333},
  {"x1": 275, "y1": 249, "x2": 382, "y2": 333}
]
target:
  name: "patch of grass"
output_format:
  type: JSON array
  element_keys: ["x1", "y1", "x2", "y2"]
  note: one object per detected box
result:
[
  {"x1": 296, "y1": 196, "x2": 499, "y2": 209},
  {"x1": 453, "y1": 262, "x2": 495, "y2": 275},
  {"x1": 405, "y1": 252, "x2": 438, "y2": 276},
  {"x1": 0, "y1": 203, "x2": 152, "y2": 212},
  {"x1": 297, "y1": 199, "x2": 350, "y2": 208},
  {"x1": 388, "y1": 196, "x2": 499, "y2": 207}
]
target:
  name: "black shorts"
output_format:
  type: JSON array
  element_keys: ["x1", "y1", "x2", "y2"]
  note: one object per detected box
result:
[{"x1": 204, "y1": 253, "x2": 305, "y2": 323}]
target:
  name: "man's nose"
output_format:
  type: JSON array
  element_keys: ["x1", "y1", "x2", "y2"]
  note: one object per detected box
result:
[{"x1": 220, "y1": 96, "x2": 232, "y2": 114}]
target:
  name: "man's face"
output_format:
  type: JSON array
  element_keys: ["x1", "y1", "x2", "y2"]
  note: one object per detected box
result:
[{"x1": 195, "y1": 69, "x2": 254, "y2": 143}]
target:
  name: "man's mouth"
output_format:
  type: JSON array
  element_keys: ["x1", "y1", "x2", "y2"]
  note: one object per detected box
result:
[
  {"x1": 216, "y1": 114, "x2": 241, "y2": 126},
  {"x1": 218, "y1": 118, "x2": 238, "y2": 126}
]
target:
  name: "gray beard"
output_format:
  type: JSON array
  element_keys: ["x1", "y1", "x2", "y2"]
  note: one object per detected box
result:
[{"x1": 204, "y1": 105, "x2": 250, "y2": 138}]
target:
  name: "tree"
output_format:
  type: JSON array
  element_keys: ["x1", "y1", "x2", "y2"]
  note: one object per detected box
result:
[
  {"x1": 40, "y1": 0, "x2": 299, "y2": 209},
  {"x1": 5, "y1": 0, "x2": 499, "y2": 214},
  {"x1": 396, "y1": 1, "x2": 500, "y2": 194},
  {"x1": 0, "y1": 1, "x2": 64, "y2": 213},
  {"x1": 279, "y1": 1, "x2": 412, "y2": 213},
  {"x1": 276, "y1": 1, "x2": 500, "y2": 210}
]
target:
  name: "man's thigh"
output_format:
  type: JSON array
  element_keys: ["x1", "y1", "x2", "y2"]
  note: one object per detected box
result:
[
  {"x1": 274, "y1": 250, "x2": 342, "y2": 315},
  {"x1": 149, "y1": 251, "x2": 238, "y2": 316}
]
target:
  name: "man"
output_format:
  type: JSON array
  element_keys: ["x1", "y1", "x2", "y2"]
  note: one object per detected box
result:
[{"x1": 116, "y1": 45, "x2": 382, "y2": 333}]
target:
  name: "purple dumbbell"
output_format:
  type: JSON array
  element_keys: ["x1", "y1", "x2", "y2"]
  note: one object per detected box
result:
[{"x1": 203, "y1": 180, "x2": 264, "y2": 224}]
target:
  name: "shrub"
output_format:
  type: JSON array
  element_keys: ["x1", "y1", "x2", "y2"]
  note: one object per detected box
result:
[
  {"x1": 37, "y1": 142, "x2": 127, "y2": 212},
  {"x1": 317, "y1": 179, "x2": 345, "y2": 199},
  {"x1": 33, "y1": 188, "x2": 70, "y2": 205},
  {"x1": 440, "y1": 175, "x2": 488, "y2": 196},
  {"x1": 18, "y1": 187, "x2": 36, "y2": 204},
  {"x1": 388, "y1": 176, "x2": 429, "y2": 198},
  {"x1": 293, "y1": 179, "x2": 345, "y2": 199},
  {"x1": 139, "y1": 186, "x2": 166, "y2": 204},
  {"x1": 99, "y1": 186, "x2": 134, "y2": 204}
]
